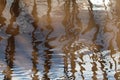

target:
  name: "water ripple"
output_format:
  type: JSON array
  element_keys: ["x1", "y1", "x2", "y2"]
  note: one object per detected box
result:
[{"x1": 0, "y1": 0, "x2": 120, "y2": 80}]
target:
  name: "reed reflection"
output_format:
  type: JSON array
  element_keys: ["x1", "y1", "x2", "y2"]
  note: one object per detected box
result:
[
  {"x1": 3, "y1": 0, "x2": 20, "y2": 79},
  {"x1": 0, "y1": 0, "x2": 6, "y2": 27}
]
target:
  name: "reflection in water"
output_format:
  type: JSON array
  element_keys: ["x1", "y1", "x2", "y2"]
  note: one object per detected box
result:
[
  {"x1": 0, "y1": 0, "x2": 120, "y2": 80},
  {"x1": 4, "y1": 36, "x2": 15, "y2": 80},
  {"x1": 42, "y1": 0, "x2": 53, "y2": 79},
  {"x1": 3, "y1": 0, "x2": 20, "y2": 80},
  {"x1": 62, "y1": 0, "x2": 81, "y2": 79},
  {"x1": 0, "y1": 0, "x2": 6, "y2": 27},
  {"x1": 31, "y1": 0, "x2": 39, "y2": 80}
]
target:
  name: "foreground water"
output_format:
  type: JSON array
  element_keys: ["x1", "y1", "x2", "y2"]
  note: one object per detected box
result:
[{"x1": 0, "y1": 0, "x2": 120, "y2": 80}]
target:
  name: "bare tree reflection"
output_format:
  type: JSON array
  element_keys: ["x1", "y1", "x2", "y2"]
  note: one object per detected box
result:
[
  {"x1": 3, "y1": 0, "x2": 20, "y2": 79},
  {"x1": 31, "y1": 0, "x2": 39, "y2": 80},
  {"x1": 91, "y1": 62, "x2": 97, "y2": 80},
  {"x1": 62, "y1": 0, "x2": 82, "y2": 79},
  {"x1": 115, "y1": 0, "x2": 120, "y2": 51},
  {"x1": 42, "y1": 0, "x2": 53, "y2": 79},
  {"x1": 113, "y1": 0, "x2": 120, "y2": 79},
  {"x1": 4, "y1": 36, "x2": 15, "y2": 80},
  {"x1": 1, "y1": 0, "x2": 120, "y2": 80},
  {"x1": 0, "y1": 0, "x2": 6, "y2": 27}
]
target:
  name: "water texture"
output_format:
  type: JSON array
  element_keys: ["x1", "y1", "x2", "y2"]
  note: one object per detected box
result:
[{"x1": 0, "y1": 0, "x2": 120, "y2": 80}]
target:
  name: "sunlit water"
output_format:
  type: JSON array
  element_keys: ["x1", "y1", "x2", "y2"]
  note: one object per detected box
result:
[{"x1": 0, "y1": 0, "x2": 120, "y2": 80}]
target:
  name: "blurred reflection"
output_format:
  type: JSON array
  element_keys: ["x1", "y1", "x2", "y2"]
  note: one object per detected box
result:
[
  {"x1": 31, "y1": 0, "x2": 39, "y2": 80},
  {"x1": 4, "y1": 36, "x2": 15, "y2": 80},
  {"x1": 87, "y1": 0, "x2": 101, "y2": 52},
  {"x1": 0, "y1": 0, "x2": 120, "y2": 80},
  {"x1": 115, "y1": 0, "x2": 120, "y2": 51},
  {"x1": 0, "y1": 0, "x2": 6, "y2": 27},
  {"x1": 62, "y1": 0, "x2": 82, "y2": 79},
  {"x1": 3, "y1": 0, "x2": 20, "y2": 79},
  {"x1": 6, "y1": 0, "x2": 19, "y2": 36},
  {"x1": 42, "y1": 0, "x2": 53, "y2": 79},
  {"x1": 91, "y1": 62, "x2": 97, "y2": 80}
]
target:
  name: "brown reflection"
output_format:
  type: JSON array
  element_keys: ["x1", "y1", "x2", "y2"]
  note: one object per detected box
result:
[
  {"x1": 78, "y1": 61, "x2": 85, "y2": 80},
  {"x1": 6, "y1": 0, "x2": 20, "y2": 35},
  {"x1": 62, "y1": 0, "x2": 81, "y2": 79},
  {"x1": 114, "y1": 1, "x2": 120, "y2": 79},
  {"x1": 3, "y1": 0, "x2": 20, "y2": 80},
  {"x1": 62, "y1": 0, "x2": 81, "y2": 39},
  {"x1": 115, "y1": 0, "x2": 120, "y2": 52},
  {"x1": 1, "y1": 0, "x2": 120, "y2": 80},
  {"x1": 114, "y1": 71, "x2": 120, "y2": 80},
  {"x1": 42, "y1": 0, "x2": 53, "y2": 79},
  {"x1": 82, "y1": 0, "x2": 95, "y2": 34},
  {"x1": 92, "y1": 62, "x2": 97, "y2": 80},
  {"x1": 87, "y1": 0, "x2": 102, "y2": 51},
  {"x1": 99, "y1": 60, "x2": 108, "y2": 80},
  {"x1": 0, "y1": 0, "x2": 6, "y2": 27},
  {"x1": 31, "y1": 0, "x2": 39, "y2": 80},
  {"x1": 4, "y1": 36, "x2": 15, "y2": 80}
]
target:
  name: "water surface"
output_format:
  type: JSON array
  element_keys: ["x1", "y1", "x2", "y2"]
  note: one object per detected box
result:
[{"x1": 0, "y1": 0, "x2": 120, "y2": 80}]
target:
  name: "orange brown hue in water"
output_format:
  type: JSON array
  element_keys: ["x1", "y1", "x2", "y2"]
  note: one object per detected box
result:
[{"x1": 0, "y1": 0, "x2": 120, "y2": 80}]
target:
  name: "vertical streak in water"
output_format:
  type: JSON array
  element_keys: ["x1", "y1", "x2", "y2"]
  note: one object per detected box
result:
[
  {"x1": 42, "y1": 0, "x2": 53, "y2": 79},
  {"x1": 62, "y1": 0, "x2": 71, "y2": 79},
  {"x1": 87, "y1": 0, "x2": 99, "y2": 43},
  {"x1": 62, "y1": 0, "x2": 82, "y2": 79},
  {"x1": 9, "y1": 0, "x2": 20, "y2": 26},
  {"x1": 0, "y1": 0, "x2": 6, "y2": 27},
  {"x1": 69, "y1": 1, "x2": 80, "y2": 79},
  {"x1": 3, "y1": 0, "x2": 20, "y2": 80},
  {"x1": 0, "y1": 0, "x2": 6, "y2": 15},
  {"x1": 87, "y1": 0, "x2": 103, "y2": 52},
  {"x1": 31, "y1": 0, "x2": 39, "y2": 80},
  {"x1": 98, "y1": 60, "x2": 108, "y2": 80},
  {"x1": 62, "y1": 0, "x2": 70, "y2": 37},
  {"x1": 115, "y1": 0, "x2": 120, "y2": 51},
  {"x1": 70, "y1": 52, "x2": 76, "y2": 80},
  {"x1": 91, "y1": 62, "x2": 98, "y2": 80},
  {"x1": 4, "y1": 36, "x2": 15, "y2": 80},
  {"x1": 6, "y1": 0, "x2": 20, "y2": 36},
  {"x1": 114, "y1": 0, "x2": 120, "y2": 79},
  {"x1": 79, "y1": 61, "x2": 85, "y2": 80},
  {"x1": 82, "y1": 0, "x2": 96, "y2": 34}
]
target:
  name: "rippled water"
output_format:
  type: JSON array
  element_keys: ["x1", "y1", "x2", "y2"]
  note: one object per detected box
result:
[{"x1": 0, "y1": 0, "x2": 120, "y2": 80}]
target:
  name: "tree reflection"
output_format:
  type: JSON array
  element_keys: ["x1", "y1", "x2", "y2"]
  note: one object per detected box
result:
[
  {"x1": 31, "y1": 0, "x2": 39, "y2": 80},
  {"x1": 3, "y1": 0, "x2": 20, "y2": 79},
  {"x1": 62, "y1": 0, "x2": 82, "y2": 79},
  {"x1": 4, "y1": 36, "x2": 15, "y2": 80},
  {"x1": 1, "y1": 0, "x2": 120, "y2": 80},
  {"x1": 0, "y1": 0, "x2": 6, "y2": 27},
  {"x1": 42, "y1": 0, "x2": 53, "y2": 79}
]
